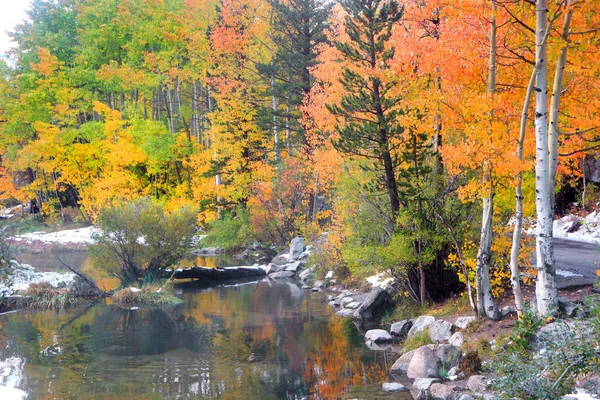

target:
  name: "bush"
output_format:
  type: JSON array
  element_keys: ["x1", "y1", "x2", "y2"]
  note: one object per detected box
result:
[
  {"x1": 89, "y1": 198, "x2": 197, "y2": 287},
  {"x1": 202, "y1": 207, "x2": 252, "y2": 250},
  {"x1": 17, "y1": 282, "x2": 78, "y2": 309},
  {"x1": 111, "y1": 283, "x2": 181, "y2": 306}
]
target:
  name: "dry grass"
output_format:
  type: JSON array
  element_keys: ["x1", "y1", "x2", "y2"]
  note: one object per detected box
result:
[
  {"x1": 17, "y1": 282, "x2": 79, "y2": 309},
  {"x1": 111, "y1": 282, "x2": 181, "y2": 307}
]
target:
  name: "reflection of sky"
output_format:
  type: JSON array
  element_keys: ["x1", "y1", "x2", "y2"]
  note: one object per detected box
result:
[{"x1": 0, "y1": 356, "x2": 27, "y2": 400}]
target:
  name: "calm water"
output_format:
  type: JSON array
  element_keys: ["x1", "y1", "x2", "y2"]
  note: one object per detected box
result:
[{"x1": 1, "y1": 252, "x2": 408, "y2": 399}]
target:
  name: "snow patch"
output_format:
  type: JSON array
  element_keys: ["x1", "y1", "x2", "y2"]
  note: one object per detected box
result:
[
  {"x1": 12, "y1": 226, "x2": 99, "y2": 245},
  {"x1": 556, "y1": 269, "x2": 584, "y2": 278},
  {"x1": 566, "y1": 388, "x2": 599, "y2": 400},
  {"x1": 366, "y1": 272, "x2": 395, "y2": 289},
  {"x1": 129, "y1": 287, "x2": 141, "y2": 293},
  {"x1": 552, "y1": 211, "x2": 600, "y2": 244},
  {"x1": 0, "y1": 357, "x2": 26, "y2": 400},
  {"x1": 0, "y1": 261, "x2": 75, "y2": 296}
]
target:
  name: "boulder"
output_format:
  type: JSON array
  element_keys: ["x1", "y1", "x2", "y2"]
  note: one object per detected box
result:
[
  {"x1": 413, "y1": 378, "x2": 441, "y2": 391},
  {"x1": 454, "y1": 316, "x2": 476, "y2": 330},
  {"x1": 340, "y1": 297, "x2": 354, "y2": 307},
  {"x1": 467, "y1": 375, "x2": 488, "y2": 392},
  {"x1": 429, "y1": 320, "x2": 454, "y2": 343},
  {"x1": 272, "y1": 254, "x2": 290, "y2": 265},
  {"x1": 313, "y1": 280, "x2": 325, "y2": 289},
  {"x1": 302, "y1": 285, "x2": 311, "y2": 289},
  {"x1": 264, "y1": 263, "x2": 285, "y2": 275},
  {"x1": 288, "y1": 237, "x2": 305, "y2": 261},
  {"x1": 407, "y1": 345, "x2": 441, "y2": 379},
  {"x1": 500, "y1": 306, "x2": 516, "y2": 317},
  {"x1": 390, "y1": 319, "x2": 414, "y2": 339},
  {"x1": 408, "y1": 316, "x2": 436, "y2": 336},
  {"x1": 365, "y1": 329, "x2": 393, "y2": 343},
  {"x1": 346, "y1": 301, "x2": 361, "y2": 309},
  {"x1": 382, "y1": 382, "x2": 408, "y2": 392},
  {"x1": 435, "y1": 344, "x2": 462, "y2": 368},
  {"x1": 336, "y1": 309, "x2": 356, "y2": 318},
  {"x1": 298, "y1": 268, "x2": 313, "y2": 281},
  {"x1": 429, "y1": 383, "x2": 454, "y2": 400},
  {"x1": 269, "y1": 271, "x2": 296, "y2": 279},
  {"x1": 285, "y1": 261, "x2": 302, "y2": 273},
  {"x1": 353, "y1": 287, "x2": 392, "y2": 320},
  {"x1": 449, "y1": 332, "x2": 464, "y2": 347},
  {"x1": 390, "y1": 350, "x2": 415, "y2": 375},
  {"x1": 558, "y1": 298, "x2": 579, "y2": 318}
]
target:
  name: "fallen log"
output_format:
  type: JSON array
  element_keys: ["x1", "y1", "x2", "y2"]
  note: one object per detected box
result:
[{"x1": 172, "y1": 266, "x2": 266, "y2": 281}]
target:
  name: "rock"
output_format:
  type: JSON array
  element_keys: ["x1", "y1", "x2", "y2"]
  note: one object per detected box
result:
[
  {"x1": 429, "y1": 320, "x2": 454, "y2": 343},
  {"x1": 390, "y1": 350, "x2": 415, "y2": 375},
  {"x1": 454, "y1": 316, "x2": 476, "y2": 330},
  {"x1": 500, "y1": 306, "x2": 516, "y2": 317},
  {"x1": 353, "y1": 287, "x2": 393, "y2": 320},
  {"x1": 558, "y1": 298, "x2": 579, "y2": 317},
  {"x1": 264, "y1": 263, "x2": 285, "y2": 275},
  {"x1": 467, "y1": 375, "x2": 488, "y2": 392},
  {"x1": 313, "y1": 280, "x2": 325, "y2": 289},
  {"x1": 311, "y1": 287, "x2": 320, "y2": 292},
  {"x1": 269, "y1": 271, "x2": 296, "y2": 279},
  {"x1": 457, "y1": 394, "x2": 476, "y2": 400},
  {"x1": 555, "y1": 214, "x2": 582, "y2": 233},
  {"x1": 346, "y1": 301, "x2": 361, "y2": 309},
  {"x1": 448, "y1": 366, "x2": 458, "y2": 380},
  {"x1": 407, "y1": 345, "x2": 441, "y2": 379},
  {"x1": 429, "y1": 383, "x2": 455, "y2": 400},
  {"x1": 272, "y1": 254, "x2": 290, "y2": 265},
  {"x1": 413, "y1": 378, "x2": 441, "y2": 391},
  {"x1": 288, "y1": 237, "x2": 305, "y2": 261},
  {"x1": 382, "y1": 382, "x2": 408, "y2": 392},
  {"x1": 302, "y1": 285, "x2": 311, "y2": 289},
  {"x1": 435, "y1": 344, "x2": 462, "y2": 368},
  {"x1": 325, "y1": 270, "x2": 334, "y2": 279},
  {"x1": 390, "y1": 319, "x2": 414, "y2": 339},
  {"x1": 328, "y1": 301, "x2": 336, "y2": 307},
  {"x1": 298, "y1": 268, "x2": 313, "y2": 281},
  {"x1": 285, "y1": 261, "x2": 302, "y2": 273},
  {"x1": 340, "y1": 297, "x2": 354, "y2": 307},
  {"x1": 449, "y1": 332, "x2": 464, "y2": 347},
  {"x1": 336, "y1": 309, "x2": 356, "y2": 318},
  {"x1": 408, "y1": 316, "x2": 436, "y2": 336},
  {"x1": 365, "y1": 329, "x2": 393, "y2": 343},
  {"x1": 333, "y1": 294, "x2": 345, "y2": 307}
]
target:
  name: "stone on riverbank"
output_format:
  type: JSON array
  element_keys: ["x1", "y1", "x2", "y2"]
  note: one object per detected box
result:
[
  {"x1": 336, "y1": 309, "x2": 356, "y2": 318},
  {"x1": 353, "y1": 287, "x2": 392, "y2": 320},
  {"x1": 391, "y1": 350, "x2": 415, "y2": 375},
  {"x1": 390, "y1": 319, "x2": 414, "y2": 339},
  {"x1": 408, "y1": 316, "x2": 436, "y2": 336},
  {"x1": 289, "y1": 237, "x2": 305, "y2": 261},
  {"x1": 467, "y1": 375, "x2": 488, "y2": 392},
  {"x1": 407, "y1": 345, "x2": 441, "y2": 379},
  {"x1": 429, "y1": 383, "x2": 455, "y2": 400},
  {"x1": 435, "y1": 344, "x2": 461, "y2": 368},
  {"x1": 365, "y1": 329, "x2": 393, "y2": 344},
  {"x1": 455, "y1": 316, "x2": 476, "y2": 330},
  {"x1": 429, "y1": 320, "x2": 453, "y2": 343},
  {"x1": 382, "y1": 382, "x2": 408, "y2": 392},
  {"x1": 449, "y1": 332, "x2": 464, "y2": 347},
  {"x1": 413, "y1": 378, "x2": 441, "y2": 391},
  {"x1": 269, "y1": 270, "x2": 296, "y2": 279}
]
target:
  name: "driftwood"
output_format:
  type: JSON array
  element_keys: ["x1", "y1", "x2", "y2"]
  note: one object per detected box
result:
[{"x1": 172, "y1": 266, "x2": 266, "y2": 281}]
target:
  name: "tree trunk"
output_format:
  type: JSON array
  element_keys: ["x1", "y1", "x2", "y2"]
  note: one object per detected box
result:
[
  {"x1": 272, "y1": 70, "x2": 280, "y2": 162},
  {"x1": 534, "y1": 0, "x2": 558, "y2": 316}
]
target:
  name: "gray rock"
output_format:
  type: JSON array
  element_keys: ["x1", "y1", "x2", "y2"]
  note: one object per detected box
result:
[
  {"x1": 435, "y1": 344, "x2": 462, "y2": 368},
  {"x1": 269, "y1": 270, "x2": 296, "y2": 279},
  {"x1": 382, "y1": 382, "x2": 408, "y2": 392},
  {"x1": 429, "y1": 320, "x2": 454, "y2": 343},
  {"x1": 558, "y1": 298, "x2": 579, "y2": 317},
  {"x1": 449, "y1": 332, "x2": 464, "y2": 347},
  {"x1": 408, "y1": 316, "x2": 436, "y2": 336},
  {"x1": 365, "y1": 329, "x2": 393, "y2": 343},
  {"x1": 340, "y1": 296, "x2": 354, "y2": 307},
  {"x1": 390, "y1": 350, "x2": 415, "y2": 375},
  {"x1": 302, "y1": 285, "x2": 311, "y2": 289},
  {"x1": 413, "y1": 378, "x2": 441, "y2": 391},
  {"x1": 556, "y1": 214, "x2": 582, "y2": 233},
  {"x1": 311, "y1": 287, "x2": 320, "y2": 292},
  {"x1": 346, "y1": 301, "x2": 361, "y2": 309},
  {"x1": 467, "y1": 375, "x2": 488, "y2": 392},
  {"x1": 265, "y1": 263, "x2": 285, "y2": 275},
  {"x1": 454, "y1": 316, "x2": 476, "y2": 330},
  {"x1": 353, "y1": 287, "x2": 392, "y2": 320},
  {"x1": 313, "y1": 280, "x2": 325, "y2": 289},
  {"x1": 336, "y1": 309, "x2": 355, "y2": 318},
  {"x1": 448, "y1": 366, "x2": 458, "y2": 380},
  {"x1": 407, "y1": 345, "x2": 441, "y2": 379},
  {"x1": 285, "y1": 261, "x2": 302, "y2": 272},
  {"x1": 390, "y1": 319, "x2": 414, "y2": 339},
  {"x1": 328, "y1": 301, "x2": 336, "y2": 307},
  {"x1": 298, "y1": 268, "x2": 313, "y2": 281},
  {"x1": 271, "y1": 254, "x2": 290, "y2": 265},
  {"x1": 501, "y1": 306, "x2": 516, "y2": 317},
  {"x1": 429, "y1": 383, "x2": 454, "y2": 400},
  {"x1": 289, "y1": 237, "x2": 305, "y2": 261},
  {"x1": 457, "y1": 394, "x2": 476, "y2": 400}
]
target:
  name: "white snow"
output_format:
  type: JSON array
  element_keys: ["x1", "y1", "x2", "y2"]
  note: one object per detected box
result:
[
  {"x1": 11, "y1": 226, "x2": 99, "y2": 245},
  {"x1": 566, "y1": 388, "x2": 599, "y2": 399},
  {"x1": 0, "y1": 261, "x2": 75, "y2": 296},
  {"x1": 0, "y1": 357, "x2": 26, "y2": 400},
  {"x1": 552, "y1": 211, "x2": 600, "y2": 244},
  {"x1": 129, "y1": 287, "x2": 141, "y2": 293},
  {"x1": 325, "y1": 270, "x2": 334, "y2": 279},
  {"x1": 366, "y1": 272, "x2": 395, "y2": 289},
  {"x1": 556, "y1": 270, "x2": 584, "y2": 278}
]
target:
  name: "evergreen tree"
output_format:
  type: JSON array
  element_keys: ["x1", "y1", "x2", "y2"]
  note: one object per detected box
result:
[{"x1": 327, "y1": 0, "x2": 404, "y2": 217}]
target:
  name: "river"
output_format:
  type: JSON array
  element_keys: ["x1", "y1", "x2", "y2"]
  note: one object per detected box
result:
[{"x1": 0, "y1": 251, "x2": 408, "y2": 399}]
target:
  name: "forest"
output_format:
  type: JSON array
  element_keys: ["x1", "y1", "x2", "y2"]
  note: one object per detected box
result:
[{"x1": 1, "y1": 0, "x2": 600, "y2": 319}]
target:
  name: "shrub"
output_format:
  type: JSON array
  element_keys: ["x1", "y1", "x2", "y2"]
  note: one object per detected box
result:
[
  {"x1": 457, "y1": 351, "x2": 482, "y2": 376},
  {"x1": 17, "y1": 282, "x2": 78, "y2": 309},
  {"x1": 111, "y1": 283, "x2": 181, "y2": 306},
  {"x1": 89, "y1": 198, "x2": 197, "y2": 287},
  {"x1": 202, "y1": 206, "x2": 252, "y2": 250}
]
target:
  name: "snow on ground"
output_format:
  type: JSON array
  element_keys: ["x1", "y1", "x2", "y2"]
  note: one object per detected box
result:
[
  {"x1": 556, "y1": 269, "x2": 584, "y2": 278},
  {"x1": 366, "y1": 272, "x2": 394, "y2": 289},
  {"x1": 553, "y1": 211, "x2": 600, "y2": 244},
  {"x1": 11, "y1": 226, "x2": 99, "y2": 245},
  {"x1": 0, "y1": 357, "x2": 26, "y2": 400},
  {"x1": 567, "y1": 388, "x2": 599, "y2": 399},
  {"x1": 0, "y1": 261, "x2": 75, "y2": 296}
]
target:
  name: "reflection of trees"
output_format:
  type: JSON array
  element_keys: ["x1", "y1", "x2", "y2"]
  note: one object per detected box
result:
[{"x1": 0, "y1": 281, "x2": 397, "y2": 399}]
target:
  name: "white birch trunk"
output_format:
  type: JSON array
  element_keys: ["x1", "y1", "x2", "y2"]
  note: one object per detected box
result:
[{"x1": 534, "y1": 0, "x2": 558, "y2": 315}]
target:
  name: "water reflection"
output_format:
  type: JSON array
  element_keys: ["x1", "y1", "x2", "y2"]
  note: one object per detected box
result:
[{"x1": 0, "y1": 281, "x2": 409, "y2": 399}]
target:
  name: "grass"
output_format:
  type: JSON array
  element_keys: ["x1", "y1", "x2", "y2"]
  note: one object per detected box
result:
[
  {"x1": 402, "y1": 328, "x2": 432, "y2": 352},
  {"x1": 16, "y1": 282, "x2": 80, "y2": 309},
  {"x1": 381, "y1": 298, "x2": 428, "y2": 325},
  {"x1": 429, "y1": 293, "x2": 472, "y2": 318},
  {"x1": 111, "y1": 282, "x2": 182, "y2": 307}
]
